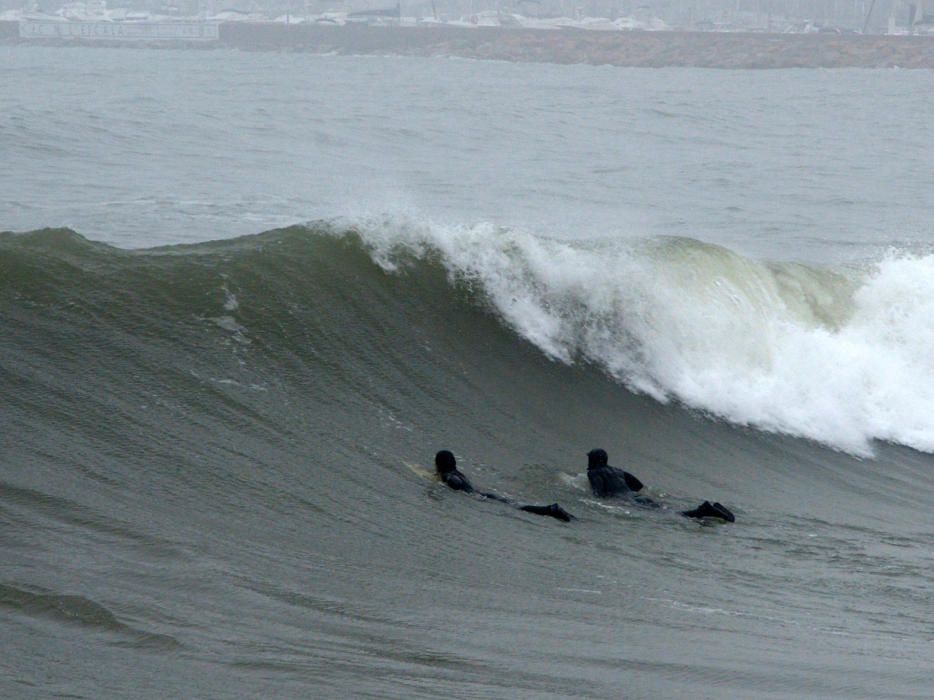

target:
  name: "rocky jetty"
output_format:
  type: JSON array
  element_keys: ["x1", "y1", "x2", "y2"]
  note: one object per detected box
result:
[
  {"x1": 5, "y1": 20, "x2": 934, "y2": 69},
  {"x1": 219, "y1": 24, "x2": 934, "y2": 69}
]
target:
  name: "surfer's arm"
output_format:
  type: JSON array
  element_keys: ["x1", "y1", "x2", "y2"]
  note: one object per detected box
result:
[
  {"x1": 443, "y1": 472, "x2": 474, "y2": 493},
  {"x1": 623, "y1": 471, "x2": 644, "y2": 492}
]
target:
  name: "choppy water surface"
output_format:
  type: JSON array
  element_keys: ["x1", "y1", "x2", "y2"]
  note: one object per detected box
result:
[{"x1": 2, "y1": 46, "x2": 934, "y2": 699}]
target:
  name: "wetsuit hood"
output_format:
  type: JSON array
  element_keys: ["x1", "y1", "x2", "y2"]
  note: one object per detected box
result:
[
  {"x1": 587, "y1": 448, "x2": 608, "y2": 470},
  {"x1": 435, "y1": 450, "x2": 457, "y2": 476}
]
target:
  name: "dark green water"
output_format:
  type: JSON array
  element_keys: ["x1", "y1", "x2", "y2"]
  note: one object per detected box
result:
[{"x1": 3, "y1": 226, "x2": 934, "y2": 698}]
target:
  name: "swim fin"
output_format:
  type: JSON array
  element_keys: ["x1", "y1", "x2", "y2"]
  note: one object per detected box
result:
[
  {"x1": 521, "y1": 503, "x2": 575, "y2": 522},
  {"x1": 682, "y1": 500, "x2": 735, "y2": 523}
]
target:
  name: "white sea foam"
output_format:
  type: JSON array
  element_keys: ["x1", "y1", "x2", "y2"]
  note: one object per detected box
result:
[{"x1": 348, "y1": 215, "x2": 934, "y2": 456}]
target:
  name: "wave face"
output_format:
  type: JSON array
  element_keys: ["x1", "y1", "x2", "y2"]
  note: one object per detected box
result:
[
  {"x1": 4, "y1": 223, "x2": 934, "y2": 699},
  {"x1": 3, "y1": 221, "x2": 933, "y2": 459}
]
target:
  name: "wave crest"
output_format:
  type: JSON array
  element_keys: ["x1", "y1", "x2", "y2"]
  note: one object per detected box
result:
[
  {"x1": 344, "y1": 215, "x2": 934, "y2": 455},
  {"x1": 4, "y1": 220, "x2": 933, "y2": 455}
]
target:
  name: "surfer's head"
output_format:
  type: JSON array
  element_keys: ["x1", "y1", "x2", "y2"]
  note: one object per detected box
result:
[
  {"x1": 587, "y1": 448, "x2": 608, "y2": 470},
  {"x1": 435, "y1": 450, "x2": 457, "y2": 475}
]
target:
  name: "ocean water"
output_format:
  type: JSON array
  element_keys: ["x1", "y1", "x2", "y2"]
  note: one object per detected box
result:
[{"x1": 2, "y1": 46, "x2": 934, "y2": 699}]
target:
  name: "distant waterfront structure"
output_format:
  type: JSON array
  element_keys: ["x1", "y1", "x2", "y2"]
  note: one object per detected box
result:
[{"x1": 2, "y1": 0, "x2": 932, "y2": 33}]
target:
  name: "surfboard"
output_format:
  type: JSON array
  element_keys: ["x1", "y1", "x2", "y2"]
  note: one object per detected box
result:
[{"x1": 404, "y1": 461, "x2": 438, "y2": 482}]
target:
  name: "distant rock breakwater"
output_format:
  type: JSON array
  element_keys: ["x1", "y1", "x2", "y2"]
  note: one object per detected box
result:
[
  {"x1": 223, "y1": 24, "x2": 934, "y2": 69},
  {"x1": 4, "y1": 21, "x2": 934, "y2": 69}
]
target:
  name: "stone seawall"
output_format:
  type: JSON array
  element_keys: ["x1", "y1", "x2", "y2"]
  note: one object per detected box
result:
[
  {"x1": 4, "y1": 20, "x2": 934, "y2": 69},
  {"x1": 217, "y1": 24, "x2": 934, "y2": 69}
]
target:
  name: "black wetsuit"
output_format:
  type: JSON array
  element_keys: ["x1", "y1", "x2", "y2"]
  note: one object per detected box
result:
[
  {"x1": 586, "y1": 449, "x2": 734, "y2": 522},
  {"x1": 440, "y1": 468, "x2": 478, "y2": 495},
  {"x1": 588, "y1": 465, "x2": 659, "y2": 508},
  {"x1": 586, "y1": 449, "x2": 654, "y2": 505},
  {"x1": 586, "y1": 464, "x2": 646, "y2": 499},
  {"x1": 440, "y1": 468, "x2": 573, "y2": 523}
]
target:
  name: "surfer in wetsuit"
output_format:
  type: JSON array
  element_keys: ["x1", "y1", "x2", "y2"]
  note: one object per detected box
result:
[
  {"x1": 586, "y1": 448, "x2": 735, "y2": 522},
  {"x1": 435, "y1": 450, "x2": 574, "y2": 523}
]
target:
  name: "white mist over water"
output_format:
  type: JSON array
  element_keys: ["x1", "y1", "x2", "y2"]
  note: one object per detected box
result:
[{"x1": 352, "y1": 214, "x2": 934, "y2": 455}]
